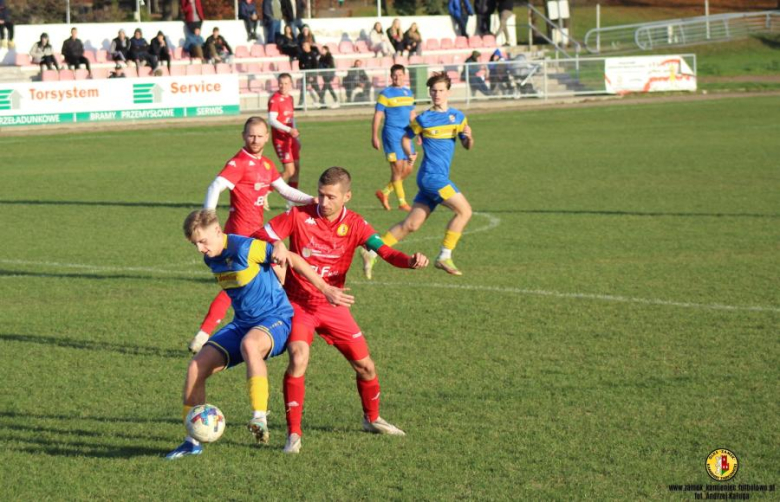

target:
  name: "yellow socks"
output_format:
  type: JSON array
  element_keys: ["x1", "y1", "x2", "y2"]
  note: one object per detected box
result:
[
  {"x1": 247, "y1": 376, "x2": 269, "y2": 414},
  {"x1": 392, "y1": 180, "x2": 406, "y2": 205},
  {"x1": 381, "y1": 182, "x2": 394, "y2": 196}
]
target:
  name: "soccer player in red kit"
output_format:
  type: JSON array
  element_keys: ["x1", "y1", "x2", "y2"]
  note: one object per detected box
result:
[
  {"x1": 255, "y1": 166, "x2": 429, "y2": 454},
  {"x1": 268, "y1": 73, "x2": 301, "y2": 208},
  {"x1": 188, "y1": 116, "x2": 316, "y2": 354}
]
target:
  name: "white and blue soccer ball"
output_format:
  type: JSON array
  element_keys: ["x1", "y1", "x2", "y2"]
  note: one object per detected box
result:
[{"x1": 185, "y1": 404, "x2": 226, "y2": 443}]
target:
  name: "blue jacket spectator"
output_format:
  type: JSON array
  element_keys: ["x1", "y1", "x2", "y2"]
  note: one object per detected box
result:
[
  {"x1": 448, "y1": 0, "x2": 474, "y2": 37},
  {"x1": 184, "y1": 26, "x2": 205, "y2": 60},
  {"x1": 239, "y1": 0, "x2": 259, "y2": 42}
]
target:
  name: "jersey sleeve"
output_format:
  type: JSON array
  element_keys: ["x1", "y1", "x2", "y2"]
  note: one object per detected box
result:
[
  {"x1": 217, "y1": 158, "x2": 245, "y2": 186},
  {"x1": 405, "y1": 116, "x2": 422, "y2": 138},
  {"x1": 248, "y1": 240, "x2": 271, "y2": 265},
  {"x1": 375, "y1": 91, "x2": 388, "y2": 112},
  {"x1": 265, "y1": 207, "x2": 296, "y2": 241},
  {"x1": 268, "y1": 95, "x2": 279, "y2": 113},
  {"x1": 457, "y1": 116, "x2": 469, "y2": 140},
  {"x1": 357, "y1": 218, "x2": 378, "y2": 247}
]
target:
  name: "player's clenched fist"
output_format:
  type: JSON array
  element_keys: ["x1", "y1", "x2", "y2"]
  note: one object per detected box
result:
[{"x1": 409, "y1": 252, "x2": 429, "y2": 269}]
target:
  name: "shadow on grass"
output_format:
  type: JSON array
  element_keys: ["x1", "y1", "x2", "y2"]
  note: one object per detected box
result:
[
  {"x1": 478, "y1": 208, "x2": 780, "y2": 218},
  {"x1": 755, "y1": 34, "x2": 780, "y2": 50},
  {"x1": 0, "y1": 269, "x2": 211, "y2": 284},
  {"x1": 0, "y1": 332, "x2": 184, "y2": 359},
  {"x1": 0, "y1": 199, "x2": 200, "y2": 209}
]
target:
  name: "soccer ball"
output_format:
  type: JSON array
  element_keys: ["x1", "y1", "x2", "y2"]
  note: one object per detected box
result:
[{"x1": 185, "y1": 404, "x2": 226, "y2": 443}]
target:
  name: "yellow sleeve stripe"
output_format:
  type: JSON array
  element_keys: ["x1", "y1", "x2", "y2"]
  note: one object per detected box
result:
[
  {"x1": 248, "y1": 240, "x2": 268, "y2": 265},
  {"x1": 384, "y1": 96, "x2": 415, "y2": 107},
  {"x1": 377, "y1": 94, "x2": 390, "y2": 107},
  {"x1": 422, "y1": 124, "x2": 460, "y2": 139},
  {"x1": 458, "y1": 117, "x2": 468, "y2": 133},
  {"x1": 410, "y1": 118, "x2": 423, "y2": 135}
]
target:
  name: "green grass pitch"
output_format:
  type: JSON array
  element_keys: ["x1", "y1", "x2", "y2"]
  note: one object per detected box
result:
[{"x1": 1, "y1": 96, "x2": 778, "y2": 500}]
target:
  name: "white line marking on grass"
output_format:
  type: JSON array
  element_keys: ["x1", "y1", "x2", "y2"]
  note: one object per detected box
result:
[
  {"x1": 3, "y1": 257, "x2": 777, "y2": 314},
  {"x1": 351, "y1": 280, "x2": 780, "y2": 314}
]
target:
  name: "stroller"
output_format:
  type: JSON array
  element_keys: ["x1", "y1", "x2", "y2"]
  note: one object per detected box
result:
[{"x1": 507, "y1": 54, "x2": 541, "y2": 96}]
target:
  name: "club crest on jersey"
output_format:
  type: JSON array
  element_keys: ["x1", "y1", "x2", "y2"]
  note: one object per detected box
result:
[
  {"x1": 264, "y1": 161, "x2": 271, "y2": 170},
  {"x1": 449, "y1": 114, "x2": 456, "y2": 123},
  {"x1": 249, "y1": 161, "x2": 255, "y2": 166},
  {"x1": 302, "y1": 247, "x2": 312, "y2": 258},
  {"x1": 337, "y1": 224, "x2": 349, "y2": 237}
]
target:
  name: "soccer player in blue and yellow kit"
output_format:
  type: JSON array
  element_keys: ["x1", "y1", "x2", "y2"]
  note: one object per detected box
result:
[
  {"x1": 363, "y1": 72, "x2": 474, "y2": 277},
  {"x1": 167, "y1": 209, "x2": 353, "y2": 459},
  {"x1": 371, "y1": 64, "x2": 417, "y2": 212}
]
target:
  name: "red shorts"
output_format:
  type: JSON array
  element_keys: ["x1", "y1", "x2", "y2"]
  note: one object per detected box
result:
[
  {"x1": 289, "y1": 301, "x2": 369, "y2": 361},
  {"x1": 273, "y1": 137, "x2": 300, "y2": 164}
]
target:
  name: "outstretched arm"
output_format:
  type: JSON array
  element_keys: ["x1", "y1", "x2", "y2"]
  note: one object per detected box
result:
[
  {"x1": 365, "y1": 234, "x2": 428, "y2": 269},
  {"x1": 271, "y1": 178, "x2": 316, "y2": 205},
  {"x1": 204, "y1": 176, "x2": 232, "y2": 209}
]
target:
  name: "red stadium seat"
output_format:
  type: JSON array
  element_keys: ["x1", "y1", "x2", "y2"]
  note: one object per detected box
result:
[
  {"x1": 186, "y1": 65, "x2": 202, "y2": 76},
  {"x1": 41, "y1": 70, "x2": 59, "y2": 81},
  {"x1": 335, "y1": 58, "x2": 352, "y2": 69},
  {"x1": 440, "y1": 38, "x2": 454, "y2": 50},
  {"x1": 250, "y1": 44, "x2": 266, "y2": 57},
  {"x1": 74, "y1": 69, "x2": 90, "y2": 80},
  {"x1": 156, "y1": 67, "x2": 171, "y2": 76},
  {"x1": 216, "y1": 63, "x2": 232, "y2": 74},
  {"x1": 274, "y1": 60, "x2": 292, "y2": 72},
  {"x1": 91, "y1": 68, "x2": 109, "y2": 79},
  {"x1": 84, "y1": 50, "x2": 97, "y2": 63},
  {"x1": 234, "y1": 45, "x2": 250, "y2": 59},
  {"x1": 365, "y1": 58, "x2": 381, "y2": 69},
  {"x1": 355, "y1": 40, "x2": 369, "y2": 53},
  {"x1": 96, "y1": 50, "x2": 108, "y2": 63},
  {"x1": 409, "y1": 55, "x2": 423, "y2": 65},
  {"x1": 173, "y1": 47, "x2": 184, "y2": 60},
  {"x1": 249, "y1": 78, "x2": 265, "y2": 93},
  {"x1": 482, "y1": 34, "x2": 497, "y2": 47},
  {"x1": 425, "y1": 39, "x2": 440, "y2": 51},
  {"x1": 455, "y1": 36, "x2": 468, "y2": 49},
  {"x1": 423, "y1": 55, "x2": 438, "y2": 65},
  {"x1": 123, "y1": 67, "x2": 138, "y2": 78},
  {"x1": 468, "y1": 36, "x2": 483, "y2": 48},
  {"x1": 439, "y1": 54, "x2": 454, "y2": 64},
  {"x1": 15, "y1": 53, "x2": 30, "y2": 66},
  {"x1": 264, "y1": 44, "x2": 280, "y2": 57},
  {"x1": 170, "y1": 65, "x2": 186, "y2": 76},
  {"x1": 201, "y1": 64, "x2": 216, "y2": 75},
  {"x1": 59, "y1": 69, "x2": 75, "y2": 81},
  {"x1": 138, "y1": 66, "x2": 152, "y2": 77},
  {"x1": 292, "y1": 59, "x2": 300, "y2": 71},
  {"x1": 338, "y1": 41, "x2": 354, "y2": 54},
  {"x1": 380, "y1": 56, "x2": 393, "y2": 67}
]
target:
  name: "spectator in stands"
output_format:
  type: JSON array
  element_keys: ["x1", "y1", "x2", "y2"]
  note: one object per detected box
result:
[
  {"x1": 129, "y1": 28, "x2": 158, "y2": 71},
  {"x1": 181, "y1": 0, "x2": 204, "y2": 35},
  {"x1": 297, "y1": 24, "x2": 316, "y2": 47},
  {"x1": 30, "y1": 33, "x2": 60, "y2": 72},
  {"x1": 402, "y1": 23, "x2": 422, "y2": 56},
  {"x1": 463, "y1": 50, "x2": 491, "y2": 96},
  {"x1": 369, "y1": 21, "x2": 392, "y2": 57},
  {"x1": 205, "y1": 27, "x2": 234, "y2": 64},
  {"x1": 488, "y1": 50, "x2": 511, "y2": 95},
  {"x1": 109, "y1": 63, "x2": 126, "y2": 78},
  {"x1": 297, "y1": 41, "x2": 321, "y2": 107},
  {"x1": 277, "y1": 24, "x2": 298, "y2": 59},
  {"x1": 185, "y1": 26, "x2": 206, "y2": 60},
  {"x1": 495, "y1": 0, "x2": 513, "y2": 46},
  {"x1": 344, "y1": 59, "x2": 371, "y2": 103},
  {"x1": 475, "y1": 0, "x2": 496, "y2": 36},
  {"x1": 386, "y1": 18, "x2": 404, "y2": 55},
  {"x1": 110, "y1": 29, "x2": 130, "y2": 65},
  {"x1": 0, "y1": 0, "x2": 14, "y2": 49},
  {"x1": 239, "y1": 0, "x2": 260, "y2": 42},
  {"x1": 448, "y1": 0, "x2": 474, "y2": 37},
  {"x1": 262, "y1": 0, "x2": 281, "y2": 45},
  {"x1": 150, "y1": 31, "x2": 172, "y2": 72},
  {"x1": 281, "y1": 0, "x2": 305, "y2": 38},
  {"x1": 61, "y1": 27, "x2": 91, "y2": 76},
  {"x1": 317, "y1": 45, "x2": 338, "y2": 106}
]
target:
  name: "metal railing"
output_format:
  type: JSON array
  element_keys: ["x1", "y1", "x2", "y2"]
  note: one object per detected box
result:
[
  {"x1": 239, "y1": 54, "x2": 697, "y2": 112},
  {"x1": 585, "y1": 10, "x2": 780, "y2": 54},
  {"x1": 525, "y1": 2, "x2": 582, "y2": 59}
]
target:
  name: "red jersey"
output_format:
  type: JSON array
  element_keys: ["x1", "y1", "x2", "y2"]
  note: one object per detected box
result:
[
  {"x1": 218, "y1": 148, "x2": 280, "y2": 235},
  {"x1": 265, "y1": 204, "x2": 376, "y2": 305},
  {"x1": 268, "y1": 92, "x2": 295, "y2": 142}
]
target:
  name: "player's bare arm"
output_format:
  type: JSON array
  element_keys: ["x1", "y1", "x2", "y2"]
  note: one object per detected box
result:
[
  {"x1": 461, "y1": 125, "x2": 474, "y2": 150},
  {"x1": 286, "y1": 252, "x2": 356, "y2": 308},
  {"x1": 372, "y1": 111, "x2": 383, "y2": 150},
  {"x1": 270, "y1": 240, "x2": 290, "y2": 266}
]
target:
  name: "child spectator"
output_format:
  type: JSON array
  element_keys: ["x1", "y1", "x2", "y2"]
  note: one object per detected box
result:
[
  {"x1": 239, "y1": 0, "x2": 259, "y2": 42},
  {"x1": 30, "y1": 33, "x2": 60, "y2": 71},
  {"x1": 61, "y1": 27, "x2": 91, "y2": 76},
  {"x1": 109, "y1": 63, "x2": 126, "y2": 78},
  {"x1": 110, "y1": 29, "x2": 130, "y2": 65},
  {"x1": 185, "y1": 26, "x2": 205, "y2": 60},
  {"x1": 369, "y1": 21, "x2": 392, "y2": 57}
]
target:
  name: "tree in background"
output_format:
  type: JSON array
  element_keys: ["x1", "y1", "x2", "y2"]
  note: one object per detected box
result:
[
  {"x1": 393, "y1": 0, "x2": 417, "y2": 15},
  {"x1": 424, "y1": 0, "x2": 444, "y2": 15}
]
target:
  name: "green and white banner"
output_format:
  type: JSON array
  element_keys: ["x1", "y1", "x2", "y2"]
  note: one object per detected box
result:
[{"x1": 0, "y1": 74, "x2": 240, "y2": 127}]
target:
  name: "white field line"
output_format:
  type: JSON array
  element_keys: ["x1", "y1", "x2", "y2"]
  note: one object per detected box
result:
[{"x1": 1, "y1": 258, "x2": 778, "y2": 314}]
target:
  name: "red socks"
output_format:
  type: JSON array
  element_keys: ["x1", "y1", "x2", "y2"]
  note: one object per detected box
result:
[
  {"x1": 357, "y1": 376, "x2": 381, "y2": 423},
  {"x1": 199, "y1": 290, "x2": 231, "y2": 334},
  {"x1": 283, "y1": 373, "x2": 306, "y2": 436}
]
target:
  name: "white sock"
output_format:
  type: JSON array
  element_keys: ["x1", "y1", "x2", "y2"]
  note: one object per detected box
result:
[
  {"x1": 438, "y1": 247, "x2": 452, "y2": 260},
  {"x1": 252, "y1": 411, "x2": 267, "y2": 420},
  {"x1": 186, "y1": 435, "x2": 200, "y2": 446},
  {"x1": 368, "y1": 250, "x2": 377, "y2": 259}
]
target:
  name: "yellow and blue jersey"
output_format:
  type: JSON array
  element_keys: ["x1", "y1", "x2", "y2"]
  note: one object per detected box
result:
[
  {"x1": 376, "y1": 86, "x2": 415, "y2": 130},
  {"x1": 204, "y1": 234, "x2": 293, "y2": 327},
  {"x1": 406, "y1": 108, "x2": 468, "y2": 184}
]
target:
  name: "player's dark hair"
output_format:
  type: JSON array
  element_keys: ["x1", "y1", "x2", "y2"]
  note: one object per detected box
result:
[
  {"x1": 427, "y1": 71, "x2": 451, "y2": 90},
  {"x1": 319, "y1": 167, "x2": 351, "y2": 190},
  {"x1": 183, "y1": 209, "x2": 219, "y2": 239},
  {"x1": 243, "y1": 116, "x2": 268, "y2": 134},
  {"x1": 278, "y1": 72, "x2": 292, "y2": 82},
  {"x1": 390, "y1": 64, "x2": 405, "y2": 74}
]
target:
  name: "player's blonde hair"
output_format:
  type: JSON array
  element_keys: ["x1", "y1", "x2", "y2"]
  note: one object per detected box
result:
[
  {"x1": 183, "y1": 209, "x2": 219, "y2": 239},
  {"x1": 319, "y1": 167, "x2": 351, "y2": 190}
]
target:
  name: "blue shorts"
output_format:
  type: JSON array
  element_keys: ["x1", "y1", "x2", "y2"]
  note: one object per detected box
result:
[
  {"x1": 413, "y1": 179, "x2": 461, "y2": 211},
  {"x1": 205, "y1": 316, "x2": 291, "y2": 368},
  {"x1": 382, "y1": 127, "x2": 414, "y2": 163}
]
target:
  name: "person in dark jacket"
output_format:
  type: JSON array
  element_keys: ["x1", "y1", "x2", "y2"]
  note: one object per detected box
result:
[
  {"x1": 297, "y1": 41, "x2": 321, "y2": 106},
  {"x1": 150, "y1": 31, "x2": 172, "y2": 72},
  {"x1": 184, "y1": 26, "x2": 206, "y2": 60},
  {"x1": 0, "y1": 0, "x2": 14, "y2": 49},
  {"x1": 343, "y1": 59, "x2": 371, "y2": 103},
  {"x1": 475, "y1": 0, "x2": 496, "y2": 36},
  {"x1": 262, "y1": 0, "x2": 280, "y2": 44},
  {"x1": 239, "y1": 0, "x2": 259, "y2": 42},
  {"x1": 110, "y1": 29, "x2": 130, "y2": 64},
  {"x1": 281, "y1": 0, "x2": 305, "y2": 38},
  {"x1": 277, "y1": 24, "x2": 298, "y2": 59},
  {"x1": 317, "y1": 45, "x2": 338, "y2": 105},
  {"x1": 30, "y1": 33, "x2": 59, "y2": 71},
  {"x1": 205, "y1": 27, "x2": 233, "y2": 64},
  {"x1": 181, "y1": 0, "x2": 204, "y2": 34},
  {"x1": 128, "y1": 28, "x2": 158, "y2": 70},
  {"x1": 61, "y1": 27, "x2": 91, "y2": 75},
  {"x1": 402, "y1": 22, "x2": 422, "y2": 56}
]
